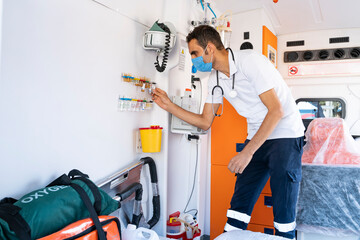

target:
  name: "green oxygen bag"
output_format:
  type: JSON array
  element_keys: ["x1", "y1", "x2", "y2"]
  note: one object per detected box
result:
[{"x1": 0, "y1": 170, "x2": 120, "y2": 240}]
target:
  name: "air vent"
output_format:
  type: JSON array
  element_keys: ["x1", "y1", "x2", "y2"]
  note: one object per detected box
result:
[
  {"x1": 334, "y1": 49, "x2": 345, "y2": 59},
  {"x1": 350, "y1": 48, "x2": 360, "y2": 58},
  {"x1": 287, "y1": 52, "x2": 299, "y2": 62},
  {"x1": 303, "y1": 51, "x2": 313, "y2": 61},
  {"x1": 329, "y1": 37, "x2": 349, "y2": 44},
  {"x1": 318, "y1": 50, "x2": 329, "y2": 60},
  {"x1": 244, "y1": 32, "x2": 250, "y2": 40},
  {"x1": 240, "y1": 42, "x2": 253, "y2": 50},
  {"x1": 287, "y1": 40, "x2": 305, "y2": 47},
  {"x1": 284, "y1": 46, "x2": 360, "y2": 63}
]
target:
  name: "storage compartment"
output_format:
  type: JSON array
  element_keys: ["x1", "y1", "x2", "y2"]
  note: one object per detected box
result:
[
  {"x1": 247, "y1": 223, "x2": 275, "y2": 235},
  {"x1": 210, "y1": 165, "x2": 237, "y2": 239},
  {"x1": 249, "y1": 194, "x2": 274, "y2": 226}
]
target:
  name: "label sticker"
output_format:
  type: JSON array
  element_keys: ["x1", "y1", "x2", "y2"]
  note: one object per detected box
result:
[{"x1": 289, "y1": 66, "x2": 298, "y2": 75}]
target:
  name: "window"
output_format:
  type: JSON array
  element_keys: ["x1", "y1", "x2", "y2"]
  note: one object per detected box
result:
[
  {"x1": 296, "y1": 98, "x2": 346, "y2": 130},
  {"x1": 296, "y1": 98, "x2": 345, "y2": 119}
]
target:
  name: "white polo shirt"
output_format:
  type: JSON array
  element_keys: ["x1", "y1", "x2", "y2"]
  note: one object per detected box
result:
[{"x1": 206, "y1": 49, "x2": 304, "y2": 140}]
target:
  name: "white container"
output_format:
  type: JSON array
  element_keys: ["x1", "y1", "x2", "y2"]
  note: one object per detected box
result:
[
  {"x1": 122, "y1": 224, "x2": 160, "y2": 240},
  {"x1": 117, "y1": 97, "x2": 125, "y2": 112}
]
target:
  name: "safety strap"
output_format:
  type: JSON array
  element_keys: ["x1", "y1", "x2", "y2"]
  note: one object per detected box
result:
[
  {"x1": 47, "y1": 174, "x2": 107, "y2": 240},
  {"x1": 0, "y1": 198, "x2": 31, "y2": 240},
  {"x1": 68, "y1": 169, "x2": 102, "y2": 215}
]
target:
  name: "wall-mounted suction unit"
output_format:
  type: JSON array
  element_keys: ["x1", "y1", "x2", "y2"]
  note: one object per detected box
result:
[{"x1": 143, "y1": 21, "x2": 176, "y2": 72}]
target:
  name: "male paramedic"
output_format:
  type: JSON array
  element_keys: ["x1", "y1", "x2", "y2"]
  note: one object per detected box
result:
[{"x1": 152, "y1": 25, "x2": 305, "y2": 239}]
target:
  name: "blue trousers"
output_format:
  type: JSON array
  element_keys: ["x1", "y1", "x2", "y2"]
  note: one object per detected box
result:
[{"x1": 224, "y1": 137, "x2": 304, "y2": 239}]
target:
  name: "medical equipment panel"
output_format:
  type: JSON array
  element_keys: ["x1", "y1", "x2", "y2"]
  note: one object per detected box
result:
[{"x1": 170, "y1": 77, "x2": 206, "y2": 135}]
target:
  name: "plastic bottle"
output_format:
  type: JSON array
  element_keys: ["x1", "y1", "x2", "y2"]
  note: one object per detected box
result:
[
  {"x1": 118, "y1": 96, "x2": 125, "y2": 112},
  {"x1": 141, "y1": 100, "x2": 146, "y2": 111},
  {"x1": 123, "y1": 98, "x2": 131, "y2": 111},
  {"x1": 122, "y1": 224, "x2": 160, "y2": 240},
  {"x1": 131, "y1": 99, "x2": 137, "y2": 111},
  {"x1": 182, "y1": 89, "x2": 192, "y2": 111},
  {"x1": 184, "y1": 88, "x2": 192, "y2": 98},
  {"x1": 180, "y1": 213, "x2": 200, "y2": 240},
  {"x1": 218, "y1": 21, "x2": 232, "y2": 49},
  {"x1": 146, "y1": 101, "x2": 153, "y2": 110},
  {"x1": 136, "y1": 100, "x2": 142, "y2": 112}
]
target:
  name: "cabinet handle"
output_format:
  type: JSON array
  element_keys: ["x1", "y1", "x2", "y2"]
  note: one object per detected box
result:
[
  {"x1": 236, "y1": 143, "x2": 245, "y2": 152},
  {"x1": 264, "y1": 227, "x2": 274, "y2": 235},
  {"x1": 264, "y1": 196, "x2": 273, "y2": 207}
]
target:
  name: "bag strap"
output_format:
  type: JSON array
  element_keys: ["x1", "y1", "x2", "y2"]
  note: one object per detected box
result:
[
  {"x1": 64, "y1": 217, "x2": 121, "y2": 240},
  {"x1": 0, "y1": 198, "x2": 17, "y2": 205},
  {"x1": 0, "y1": 198, "x2": 31, "y2": 240},
  {"x1": 68, "y1": 169, "x2": 102, "y2": 215},
  {"x1": 47, "y1": 174, "x2": 107, "y2": 240}
]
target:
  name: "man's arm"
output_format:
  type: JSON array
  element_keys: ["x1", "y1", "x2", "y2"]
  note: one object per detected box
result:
[
  {"x1": 228, "y1": 88, "x2": 284, "y2": 174},
  {"x1": 153, "y1": 88, "x2": 219, "y2": 131}
]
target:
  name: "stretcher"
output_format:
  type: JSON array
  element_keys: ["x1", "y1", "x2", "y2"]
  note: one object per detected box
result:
[{"x1": 97, "y1": 157, "x2": 160, "y2": 229}]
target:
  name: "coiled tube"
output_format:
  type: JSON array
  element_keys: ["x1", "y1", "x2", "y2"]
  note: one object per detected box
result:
[{"x1": 154, "y1": 32, "x2": 171, "y2": 72}]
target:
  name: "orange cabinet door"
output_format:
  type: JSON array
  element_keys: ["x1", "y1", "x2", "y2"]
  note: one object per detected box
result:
[
  {"x1": 247, "y1": 223, "x2": 275, "y2": 235},
  {"x1": 211, "y1": 99, "x2": 247, "y2": 166},
  {"x1": 249, "y1": 193, "x2": 274, "y2": 226},
  {"x1": 210, "y1": 165, "x2": 237, "y2": 240}
]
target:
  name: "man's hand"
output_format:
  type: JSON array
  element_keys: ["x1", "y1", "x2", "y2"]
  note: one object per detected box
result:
[
  {"x1": 152, "y1": 88, "x2": 173, "y2": 111},
  {"x1": 227, "y1": 89, "x2": 283, "y2": 175},
  {"x1": 228, "y1": 150, "x2": 253, "y2": 174},
  {"x1": 152, "y1": 88, "x2": 216, "y2": 131}
]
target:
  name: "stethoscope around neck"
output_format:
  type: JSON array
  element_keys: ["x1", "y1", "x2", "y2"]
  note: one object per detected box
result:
[{"x1": 212, "y1": 47, "x2": 236, "y2": 117}]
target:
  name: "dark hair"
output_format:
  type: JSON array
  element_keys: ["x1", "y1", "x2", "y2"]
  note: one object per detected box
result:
[{"x1": 186, "y1": 25, "x2": 224, "y2": 50}]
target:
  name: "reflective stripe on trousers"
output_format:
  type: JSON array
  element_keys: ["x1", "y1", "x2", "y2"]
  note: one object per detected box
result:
[
  {"x1": 274, "y1": 221, "x2": 296, "y2": 233},
  {"x1": 226, "y1": 210, "x2": 251, "y2": 224}
]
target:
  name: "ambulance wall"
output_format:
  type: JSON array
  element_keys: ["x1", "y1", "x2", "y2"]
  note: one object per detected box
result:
[
  {"x1": 277, "y1": 28, "x2": 360, "y2": 136},
  {"x1": 230, "y1": 9, "x2": 275, "y2": 53},
  {"x1": 0, "y1": 0, "x2": 212, "y2": 236}
]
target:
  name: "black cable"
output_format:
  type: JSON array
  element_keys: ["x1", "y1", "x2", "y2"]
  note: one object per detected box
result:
[
  {"x1": 184, "y1": 209, "x2": 198, "y2": 217},
  {"x1": 191, "y1": 76, "x2": 202, "y2": 114},
  {"x1": 154, "y1": 22, "x2": 171, "y2": 72},
  {"x1": 198, "y1": 78, "x2": 202, "y2": 114},
  {"x1": 183, "y1": 141, "x2": 199, "y2": 217}
]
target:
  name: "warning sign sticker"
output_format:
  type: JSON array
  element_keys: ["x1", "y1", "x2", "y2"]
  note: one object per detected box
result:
[{"x1": 289, "y1": 66, "x2": 298, "y2": 76}]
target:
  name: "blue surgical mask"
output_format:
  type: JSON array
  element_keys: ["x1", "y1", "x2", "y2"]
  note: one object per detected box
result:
[{"x1": 191, "y1": 46, "x2": 213, "y2": 72}]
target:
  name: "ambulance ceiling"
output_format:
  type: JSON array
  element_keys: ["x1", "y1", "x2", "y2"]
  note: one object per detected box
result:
[{"x1": 212, "y1": 0, "x2": 360, "y2": 35}]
